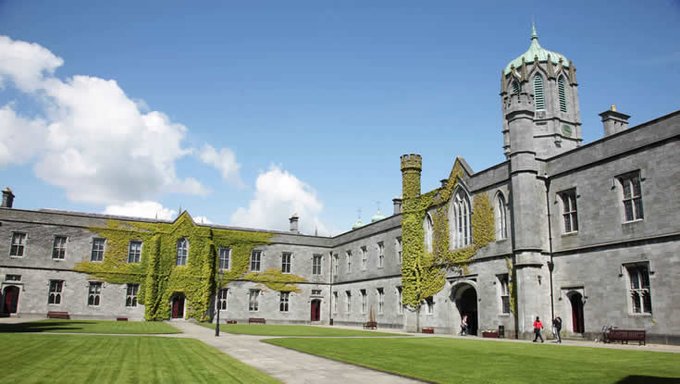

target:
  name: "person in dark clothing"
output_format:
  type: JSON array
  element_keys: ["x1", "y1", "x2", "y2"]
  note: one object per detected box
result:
[
  {"x1": 533, "y1": 316, "x2": 544, "y2": 343},
  {"x1": 552, "y1": 316, "x2": 563, "y2": 343}
]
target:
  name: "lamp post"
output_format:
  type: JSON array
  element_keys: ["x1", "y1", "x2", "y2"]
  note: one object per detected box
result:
[{"x1": 215, "y1": 269, "x2": 224, "y2": 337}]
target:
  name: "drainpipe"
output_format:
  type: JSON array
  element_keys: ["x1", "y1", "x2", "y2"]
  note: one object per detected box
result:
[
  {"x1": 544, "y1": 176, "x2": 555, "y2": 323},
  {"x1": 328, "y1": 251, "x2": 334, "y2": 325}
]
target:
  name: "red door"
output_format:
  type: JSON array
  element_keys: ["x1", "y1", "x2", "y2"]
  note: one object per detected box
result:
[
  {"x1": 171, "y1": 295, "x2": 185, "y2": 319},
  {"x1": 310, "y1": 299, "x2": 321, "y2": 321},
  {"x1": 569, "y1": 292, "x2": 585, "y2": 333},
  {"x1": 3, "y1": 286, "x2": 19, "y2": 314}
]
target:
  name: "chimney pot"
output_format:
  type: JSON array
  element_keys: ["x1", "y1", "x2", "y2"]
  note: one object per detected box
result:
[
  {"x1": 1, "y1": 187, "x2": 14, "y2": 208},
  {"x1": 599, "y1": 107, "x2": 630, "y2": 137},
  {"x1": 392, "y1": 197, "x2": 402, "y2": 215},
  {"x1": 289, "y1": 214, "x2": 299, "y2": 233}
]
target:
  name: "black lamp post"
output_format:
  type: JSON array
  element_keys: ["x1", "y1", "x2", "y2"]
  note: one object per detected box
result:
[{"x1": 215, "y1": 269, "x2": 223, "y2": 337}]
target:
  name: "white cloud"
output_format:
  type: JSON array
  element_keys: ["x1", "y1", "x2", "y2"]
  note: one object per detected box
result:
[
  {"x1": 230, "y1": 165, "x2": 328, "y2": 235},
  {"x1": 0, "y1": 35, "x2": 63, "y2": 91},
  {"x1": 198, "y1": 144, "x2": 243, "y2": 187},
  {"x1": 0, "y1": 105, "x2": 47, "y2": 166},
  {"x1": 0, "y1": 35, "x2": 222, "y2": 205},
  {"x1": 104, "y1": 201, "x2": 177, "y2": 220}
]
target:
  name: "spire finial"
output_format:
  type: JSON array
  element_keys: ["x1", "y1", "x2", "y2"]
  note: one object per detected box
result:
[{"x1": 531, "y1": 21, "x2": 538, "y2": 41}]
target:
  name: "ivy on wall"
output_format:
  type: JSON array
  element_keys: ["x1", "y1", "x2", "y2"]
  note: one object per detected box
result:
[
  {"x1": 75, "y1": 212, "x2": 306, "y2": 321},
  {"x1": 401, "y1": 159, "x2": 496, "y2": 312}
]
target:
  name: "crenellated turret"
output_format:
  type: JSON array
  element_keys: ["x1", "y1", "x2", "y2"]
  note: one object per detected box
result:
[{"x1": 400, "y1": 154, "x2": 422, "y2": 201}]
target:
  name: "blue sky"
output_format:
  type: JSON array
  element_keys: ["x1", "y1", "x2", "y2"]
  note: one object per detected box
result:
[{"x1": 0, "y1": 1, "x2": 678, "y2": 235}]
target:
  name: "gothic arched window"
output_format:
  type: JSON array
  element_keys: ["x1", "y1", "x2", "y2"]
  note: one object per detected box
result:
[
  {"x1": 533, "y1": 74, "x2": 545, "y2": 111},
  {"x1": 423, "y1": 214, "x2": 434, "y2": 253},
  {"x1": 450, "y1": 191, "x2": 471, "y2": 249},
  {"x1": 176, "y1": 238, "x2": 188, "y2": 266},
  {"x1": 558, "y1": 75, "x2": 567, "y2": 112},
  {"x1": 496, "y1": 193, "x2": 507, "y2": 241}
]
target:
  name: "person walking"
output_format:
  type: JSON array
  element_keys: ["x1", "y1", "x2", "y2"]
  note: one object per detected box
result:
[
  {"x1": 460, "y1": 315, "x2": 468, "y2": 336},
  {"x1": 532, "y1": 316, "x2": 544, "y2": 343},
  {"x1": 552, "y1": 316, "x2": 562, "y2": 343}
]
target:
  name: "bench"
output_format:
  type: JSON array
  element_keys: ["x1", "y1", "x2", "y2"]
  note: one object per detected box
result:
[
  {"x1": 422, "y1": 327, "x2": 434, "y2": 334},
  {"x1": 482, "y1": 330, "x2": 499, "y2": 338},
  {"x1": 47, "y1": 311, "x2": 70, "y2": 319},
  {"x1": 116, "y1": 317, "x2": 128, "y2": 321},
  {"x1": 606, "y1": 329, "x2": 646, "y2": 346},
  {"x1": 225, "y1": 320, "x2": 237, "y2": 324},
  {"x1": 248, "y1": 317, "x2": 266, "y2": 324},
  {"x1": 363, "y1": 321, "x2": 377, "y2": 330}
]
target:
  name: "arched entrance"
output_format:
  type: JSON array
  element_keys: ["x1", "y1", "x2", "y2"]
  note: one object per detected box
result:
[
  {"x1": 2, "y1": 286, "x2": 20, "y2": 314},
  {"x1": 453, "y1": 283, "x2": 478, "y2": 336},
  {"x1": 170, "y1": 293, "x2": 185, "y2": 319},
  {"x1": 568, "y1": 291, "x2": 585, "y2": 334},
  {"x1": 310, "y1": 299, "x2": 321, "y2": 322}
]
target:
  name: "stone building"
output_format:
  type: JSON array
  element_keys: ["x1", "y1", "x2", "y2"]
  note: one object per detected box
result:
[{"x1": 1, "y1": 28, "x2": 678, "y2": 344}]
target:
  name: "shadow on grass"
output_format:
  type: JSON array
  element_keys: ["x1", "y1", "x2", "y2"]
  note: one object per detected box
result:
[
  {"x1": 616, "y1": 376, "x2": 680, "y2": 384},
  {"x1": 0, "y1": 321, "x2": 91, "y2": 333}
]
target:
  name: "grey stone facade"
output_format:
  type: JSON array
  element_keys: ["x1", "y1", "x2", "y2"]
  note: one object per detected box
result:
[{"x1": 1, "y1": 30, "x2": 678, "y2": 344}]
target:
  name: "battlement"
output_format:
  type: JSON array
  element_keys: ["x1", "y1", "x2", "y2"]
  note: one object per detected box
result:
[
  {"x1": 400, "y1": 154, "x2": 422, "y2": 172},
  {"x1": 503, "y1": 91, "x2": 534, "y2": 115}
]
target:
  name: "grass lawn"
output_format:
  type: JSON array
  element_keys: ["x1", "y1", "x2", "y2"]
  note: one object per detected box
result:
[
  {"x1": 0, "y1": 333, "x2": 279, "y2": 384},
  {"x1": 0, "y1": 320, "x2": 180, "y2": 334},
  {"x1": 199, "y1": 322, "x2": 400, "y2": 337},
  {"x1": 265, "y1": 337, "x2": 680, "y2": 384}
]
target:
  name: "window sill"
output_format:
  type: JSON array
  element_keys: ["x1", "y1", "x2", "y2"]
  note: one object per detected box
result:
[
  {"x1": 495, "y1": 238, "x2": 507, "y2": 243},
  {"x1": 628, "y1": 312, "x2": 652, "y2": 317},
  {"x1": 9, "y1": 256, "x2": 24, "y2": 259},
  {"x1": 498, "y1": 313, "x2": 511, "y2": 317},
  {"x1": 561, "y1": 231, "x2": 578, "y2": 237},
  {"x1": 622, "y1": 219, "x2": 644, "y2": 225}
]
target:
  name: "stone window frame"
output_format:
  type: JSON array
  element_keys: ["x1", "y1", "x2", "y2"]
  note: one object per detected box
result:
[
  {"x1": 218, "y1": 247, "x2": 231, "y2": 271},
  {"x1": 281, "y1": 252, "x2": 292, "y2": 274},
  {"x1": 624, "y1": 262, "x2": 652, "y2": 315},
  {"x1": 9, "y1": 232, "x2": 27, "y2": 257},
  {"x1": 533, "y1": 73, "x2": 546, "y2": 111},
  {"x1": 52, "y1": 235, "x2": 68, "y2": 260},
  {"x1": 360, "y1": 289, "x2": 367, "y2": 314},
  {"x1": 360, "y1": 246, "x2": 368, "y2": 270},
  {"x1": 495, "y1": 193, "x2": 508, "y2": 241},
  {"x1": 332, "y1": 291, "x2": 338, "y2": 314},
  {"x1": 395, "y1": 237, "x2": 402, "y2": 264},
  {"x1": 424, "y1": 296, "x2": 434, "y2": 315},
  {"x1": 346, "y1": 250, "x2": 352, "y2": 274},
  {"x1": 497, "y1": 274, "x2": 511, "y2": 315},
  {"x1": 127, "y1": 240, "x2": 142, "y2": 263},
  {"x1": 87, "y1": 281, "x2": 102, "y2": 307},
  {"x1": 312, "y1": 254, "x2": 322, "y2": 275},
  {"x1": 617, "y1": 171, "x2": 644, "y2": 223},
  {"x1": 558, "y1": 188, "x2": 579, "y2": 234},
  {"x1": 345, "y1": 290, "x2": 352, "y2": 313},
  {"x1": 90, "y1": 238, "x2": 106, "y2": 262},
  {"x1": 279, "y1": 292, "x2": 290, "y2": 312},
  {"x1": 396, "y1": 286, "x2": 403, "y2": 314},
  {"x1": 450, "y1": 189, "x2": 472, "y2": 249},
  {"x1": 377, "y1": 287, "x2": 385, "y2": 314},
  {"x1": 176, "y1": 238, "x2": 189, "y2": 266},
  {"x1": 126, "y1": 284, "x2": 139, "y2": 307},
  {"x1": 377, "y1": 242, "x2": 385, "y2": 269},
  {"x1": 423, "y1": 213, "x2": 434, "y2": 253},
  {"x1": 248, "y1": 289, "x2": 260, "y2": 312},
  {"x1": 250, "y1": 250, "x2": 262, "y2": 272},
  {"x1": 48, "y1": 279, "x2": 64, "y2": 305},
  {"x1": 217, "y1": 288, "x2": 228, "y2": 311}
]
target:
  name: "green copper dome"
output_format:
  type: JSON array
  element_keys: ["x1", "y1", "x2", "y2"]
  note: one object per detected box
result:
[{"x1": 504, "y1": 25, "x2": 569, "y2": 75}]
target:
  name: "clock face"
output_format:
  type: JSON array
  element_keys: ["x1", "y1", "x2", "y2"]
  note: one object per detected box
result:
[{"x1": 562, "y1": 124, "x2": 573, "y2": 137}]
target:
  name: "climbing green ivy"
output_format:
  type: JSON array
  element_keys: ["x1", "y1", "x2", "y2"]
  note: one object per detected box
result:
[
  {"x1": 401, "y1": 159, "x2": 495, "y2": 313},
  {"x1": 75, "y1": 212, "x2": 305, "y2": 321}
]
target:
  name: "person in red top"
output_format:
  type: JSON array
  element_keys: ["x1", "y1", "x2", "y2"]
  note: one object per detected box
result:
[{"x1": 532, "y1": 316, "x2": 544, "y2": 343}]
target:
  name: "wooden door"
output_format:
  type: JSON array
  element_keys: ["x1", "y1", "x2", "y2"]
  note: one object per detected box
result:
[
  {"x1": 569, "y1": 292, "x2": 585, "y2": 333},
  {"x1": 310, "y1": 299, "x2": 321, "y2": 321},
  {"x1": 3, "y1": 286, "x2": 19, "y2": 314},
  {"x1": 171, "y1": 295, "x2": 185, "y2": 319}
]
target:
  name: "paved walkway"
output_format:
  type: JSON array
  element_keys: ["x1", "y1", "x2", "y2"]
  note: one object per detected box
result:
[{"x1": 169, "y1": 321, "x2": 422, "y2": 384}]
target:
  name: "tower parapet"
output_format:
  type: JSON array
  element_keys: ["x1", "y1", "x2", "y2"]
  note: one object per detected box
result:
[{"x1": 400, "y1": 154, "x2": 422, "y2": 200}]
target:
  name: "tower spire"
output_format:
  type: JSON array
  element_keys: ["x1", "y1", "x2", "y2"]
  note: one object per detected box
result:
[{"x1": 531, "y1": 21, "x2": 538, "y2": 41}]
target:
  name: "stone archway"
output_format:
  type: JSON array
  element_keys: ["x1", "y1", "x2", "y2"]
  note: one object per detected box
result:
[{"x1": 453, "y1": 282, "x2": 479, "y2": 336}]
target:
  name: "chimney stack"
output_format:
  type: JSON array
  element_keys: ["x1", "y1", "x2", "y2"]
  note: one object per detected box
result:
[
  {"x1": 1, "y1": 187, "x2": 14, "y2": 208},
  {"x1": 600, "y1": 105, "x2": 630, "y2": 136},
  {"x1": 392, "y1": 197, "x2": 402, "y2": 215},
  {"x1": 289, "y1": 213, "x2": 299, "y2": 234}
]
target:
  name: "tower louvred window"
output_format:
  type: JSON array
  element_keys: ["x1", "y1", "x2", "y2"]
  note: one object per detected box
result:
[
  {"x1": 533, "y1": 75, "x2": 545, "y2": 110},
  {"x1": 558, "y1": 76, "x2": 567, "y2": 112}
]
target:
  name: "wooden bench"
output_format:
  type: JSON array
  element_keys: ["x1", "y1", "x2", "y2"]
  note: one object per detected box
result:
[
  {"x1": 248, "y1": 317, "x2": 266, "y2": 324},
  {"x1": 47, "y1": 311, "x2": 70, "y2": 319},
  {"x1": 421, "y1": 327, "x2": 434, "y2": 334},
  {"x1": 363, "y1": 321, "x2": 377, "y2": 330},
  {"x1": 482, "y1": 330, "x2": 499, "y2": 338},
  {"x1": 225, "y1": 320, "x2": 237, "y2": 324},
  {"x1": 116, "y1": 317, "x2": 128, "y2": 321},
  {"x1": 606, "y1": 329, "x2": 646, "y2": 346}
]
